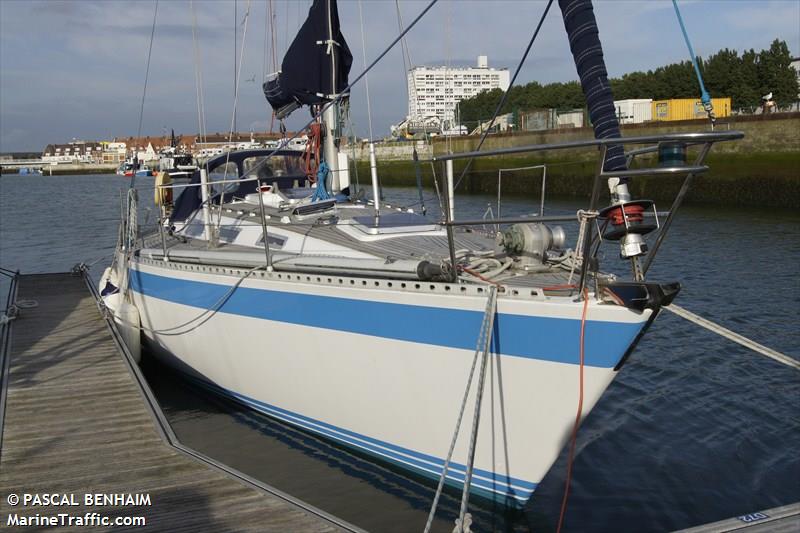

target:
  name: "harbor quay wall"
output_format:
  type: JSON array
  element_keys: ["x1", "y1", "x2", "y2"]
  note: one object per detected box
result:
[
  {"x1": 351, "y1": 113, "x2": 799, "y2": 208},
  {"x1": 0, "y1": 163, "x2": 118, "y2": 175},
  {"x1": 348, "y1": 141, "x2": 422, "y2": 161}
]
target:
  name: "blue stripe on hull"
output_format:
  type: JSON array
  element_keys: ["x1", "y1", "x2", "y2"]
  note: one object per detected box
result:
[
  {"x1": 182, "y1": 372, "x2": 536, "y2": 503},
  {"x1": 131, "y1": 269, "x2": 644, "y2": 368}
]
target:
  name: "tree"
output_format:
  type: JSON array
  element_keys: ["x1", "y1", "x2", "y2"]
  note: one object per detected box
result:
[
  {"x1": 703, "y1": 48, "x2": 740, "y2": 105},
  {"x1": 458, "y1": 88, "x2": 503, "y2": 126},
  {"x1": 455, "y1": 39, "x2": 799, "y2": 121},
  {"x1": 734, "y1": 49, "x2": 761, "y2": 109},
  {"x1": 757, "y1": 39, "x2": 798, "y2": 106}
]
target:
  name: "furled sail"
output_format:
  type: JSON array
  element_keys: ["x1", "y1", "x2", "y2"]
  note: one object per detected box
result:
[
  {"x1": 263, "y1": 0, "x2": 353, "y2": 119},
  {"x1": 559, "y1": 0, "x2": 626, "y2": 171}
]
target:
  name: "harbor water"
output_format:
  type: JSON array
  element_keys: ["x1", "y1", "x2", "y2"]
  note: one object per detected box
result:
[{"x1": 1, "y1": 174, "x2": 798, "y2": 532}]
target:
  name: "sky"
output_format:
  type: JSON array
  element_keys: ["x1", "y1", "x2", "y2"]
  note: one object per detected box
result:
[{"x1": 1, "y1": 0, "x2": 798, "y2": 152}]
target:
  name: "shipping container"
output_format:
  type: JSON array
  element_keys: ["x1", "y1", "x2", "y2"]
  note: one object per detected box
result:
[
  {"x1": 556, "y1": 110, "x2": 585, "y2": 128},
  {"x1": 651, "y1": 97, "x2": 731, "y2": 121},
  {"x1": 614, "y1": 99, "x2": 653, "y2": 124}
]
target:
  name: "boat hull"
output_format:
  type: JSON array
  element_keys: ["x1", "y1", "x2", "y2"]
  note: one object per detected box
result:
[{"x1": 129, "y1": 260, "x2": 651, "y2": 505}]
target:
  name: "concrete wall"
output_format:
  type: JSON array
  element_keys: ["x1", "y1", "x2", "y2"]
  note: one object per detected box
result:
[
  {"x1": 346, "y1": 139, "x2": 433, "y2": 162},
  {"x1": 352, "y1": 114, "x2": 799, "y2": 208},
  {"x1": 40, "y1": 163, "x2": 118, "y2": 176},
  {"x1": 432, "y1": 112, "x2": 800, "y2": 156}
]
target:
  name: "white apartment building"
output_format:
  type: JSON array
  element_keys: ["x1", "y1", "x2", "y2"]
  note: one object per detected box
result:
[{"x1": 407, "y1": 56, "x2": 510, "y2": 127}]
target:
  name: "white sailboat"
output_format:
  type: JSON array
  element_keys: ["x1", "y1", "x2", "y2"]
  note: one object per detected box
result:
[{"x1": 101, "y1": 0, "x2": 742, "y2": 508}]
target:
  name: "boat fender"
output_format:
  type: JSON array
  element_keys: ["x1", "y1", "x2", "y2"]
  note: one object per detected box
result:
[{"x1": 154, "y1": 171, "x2": 173, "y2": 206}]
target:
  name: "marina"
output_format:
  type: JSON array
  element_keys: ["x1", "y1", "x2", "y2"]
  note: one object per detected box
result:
[{"x1": 1, "y1": 176, "x2": 797, "y2": 531}]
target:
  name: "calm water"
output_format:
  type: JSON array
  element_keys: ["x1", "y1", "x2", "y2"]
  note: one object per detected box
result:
[{"x1": 1, "y1": 174, "x2": 798, "y2": 532}]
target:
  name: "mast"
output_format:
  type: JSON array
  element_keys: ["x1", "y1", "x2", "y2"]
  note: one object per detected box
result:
[
  {"x1": 322, "y1": 0, "x2": 340, "y2": 192},
  {"x1": 262, "y1": 0, "x2": 352, "y2": 189}
]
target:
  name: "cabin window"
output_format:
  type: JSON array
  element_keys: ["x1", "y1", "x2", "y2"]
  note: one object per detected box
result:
[
  {"x1": 208, "y1": 161, "x2": 239, "y2": 194},
  {"x1": 243, "y1": 155, "x2": 304, "y2": 180},
  {"x1": 256, "y1": 232, "x2": 286, "y2": 248}
]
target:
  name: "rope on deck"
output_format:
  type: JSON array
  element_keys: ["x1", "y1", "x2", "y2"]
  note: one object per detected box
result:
[{"x1": 665, "y1": 304, "x2": 799, "y2": 371}]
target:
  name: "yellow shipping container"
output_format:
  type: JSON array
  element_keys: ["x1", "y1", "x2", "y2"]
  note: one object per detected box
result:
[{"x1": 651, "y1": 97, "x2": 731, "y2": 121}]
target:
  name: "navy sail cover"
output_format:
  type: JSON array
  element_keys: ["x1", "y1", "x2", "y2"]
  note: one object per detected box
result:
[
  {"x1": 263, "y1": 0, "x2": 353, "y2": 114},
  {"x1": 559, "y1": 0, "x2": 626, "y2": 172}
]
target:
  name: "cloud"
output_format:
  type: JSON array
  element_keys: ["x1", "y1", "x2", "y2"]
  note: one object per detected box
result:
[{"x1": 1, "y1": 0, "x2": 799, "y2": 151}]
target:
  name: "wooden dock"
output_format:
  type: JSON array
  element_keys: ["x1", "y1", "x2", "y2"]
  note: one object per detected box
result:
[
  {"x1": 0, "y1": 272, "x2": 360, "y2": 532},
  {"x1": 674, "y1": 502, "x2": 800, "y2": 532}
]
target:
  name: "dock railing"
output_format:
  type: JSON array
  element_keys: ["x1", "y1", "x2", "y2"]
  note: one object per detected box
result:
[
  {"x1": 430, "y1": 130, "x2": 744, "y2": 290},
  {"x1": 0, "y1": 266, "x2": 19, "y2": 453}
]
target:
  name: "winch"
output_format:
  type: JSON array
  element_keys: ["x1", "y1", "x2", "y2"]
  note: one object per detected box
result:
[
  {"x1": 497, "y1": 223, "x2": 566, "y2": 263},
  {"x1": 599, "y1": 178, "x2": 658, "y2": 260}
]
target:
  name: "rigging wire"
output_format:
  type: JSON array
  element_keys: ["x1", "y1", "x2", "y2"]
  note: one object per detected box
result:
[
  {"x1": 357, "y1": 0, "x2": 374, "y2": 141},
  {"x1": 227, "y1": 0, "x2": 252, "y2": 147},
  {"x1": 444, "y1": 0, "x2": 452, "y2": 152},
  {"x1": 395, "y1": 0, "x2": 433, "y2": 214},
  {"x1": 267, "y1": 0, "x2": 279, "y2": 132},
  {"x1": 283, "y1": 0, "x2": 289, "y2": 60},
  {"x1": 190, "y1": 1, "x2": 208, "y2": 146},
  {"x1": 296, "y1": 0, "x2": 304, "y2": 40},
  {"x1": 261, "y1": 2, "x2": 271, "y2": 83},
  {"x1": 129, "y1": 0, "x2": 159, "y2": 191},
  {"x1": 394, "y1": 0, "x2": 414, "y2": 75},
  {"x1": 235, "y1": 0, "x2": 441, "y2": 187},
  {"x1": 671, "y1": 0, "x2": 715, "y2": 124},
  {"x1": 453, "y1": 0, "x2": 554, "y2": 191},
  {"x1": 234, "y1": 0, "x2": 238, "y2": 133},
  {"x1": 260, "y1": 0, "x2": 270, "y2": 132},
  {"x1": 395, "y1": 0, "x2": 423, "y2": 147},
  {"x1": 269, "y1": 0, "x2": 278, "y2": 72},
  {"x1": 216, "y1": 0, "x2": 252, "y2": 234}
]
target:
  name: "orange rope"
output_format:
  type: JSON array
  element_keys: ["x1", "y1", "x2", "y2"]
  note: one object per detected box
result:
[
  {"x1": 304, "y1": 122, "x2": 322, "y2": 182},
  {"x1": 556, "y1": 288, "x2": 589, "y2": 533},
  {"x1": 461, "y1": 266, "x2": 505, "y2": 288}
]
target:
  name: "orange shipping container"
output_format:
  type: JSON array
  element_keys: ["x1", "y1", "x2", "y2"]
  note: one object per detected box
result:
[{"x1": 651, "y1": 97, "x2": 731, "y2": 121}]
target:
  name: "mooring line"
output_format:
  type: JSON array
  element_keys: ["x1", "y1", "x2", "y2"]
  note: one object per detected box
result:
[
  {"x1": 424, "y1": 285, "x2": 498, "y2": 533},
  {"x1": 665, "y1": 304, "x2": 799, "y2": 371}
]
